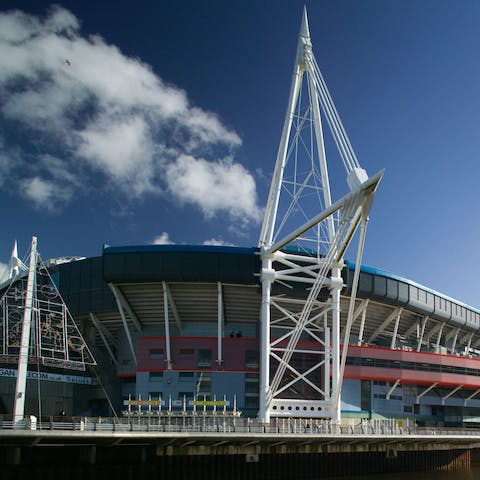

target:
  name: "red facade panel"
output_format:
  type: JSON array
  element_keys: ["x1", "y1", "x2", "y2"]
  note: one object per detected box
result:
[{"x1": 137, "y1": 336, "x2": 259, "y2": 372}]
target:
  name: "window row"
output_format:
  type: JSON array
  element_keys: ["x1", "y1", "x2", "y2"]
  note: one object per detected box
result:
[
  {"x1": 346, "y1": 356, "x2": 480, "y2": 377},
  {"x1": 148, "y1": 348, "x2": 259, "y2": 370}
]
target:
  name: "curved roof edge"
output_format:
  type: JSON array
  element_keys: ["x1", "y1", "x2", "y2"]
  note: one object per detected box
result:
[
  {"x1": 100, "y1": 243, "x2": 478, "y2": 313},
  {"x1": 346, "y1": 261, "x2": 480, "y2": 314},
  {"x1": 103, "y1": 244, "x2": 258, "y2": 256}
]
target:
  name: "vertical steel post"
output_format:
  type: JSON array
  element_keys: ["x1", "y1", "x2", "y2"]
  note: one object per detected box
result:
[
  {"x1": 13, "y1": 236, "x2": 37, "y2": 423},
  {"x1": 324, "y1": 326, "x2": 330, "y2": 399},
  {"x1": 162, "y1": 281, "x2": 172, "y2": 370},
  {"x1": 217, "y1": 282, "x2": 223, "y2": 365},
  {"x1": 259, "y1": 257, "x2": 273, "y2": 423},
  {"x1": 330, "y1": 266, "x2": 341, "y2": 424}
]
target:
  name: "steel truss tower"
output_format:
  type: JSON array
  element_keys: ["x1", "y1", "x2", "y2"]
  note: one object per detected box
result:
[
  {"x1": 0, "y1": 237, "x2": 96, "y2": 423},
  {"x1": 258, "y1": 9, "x2": 383, "y2": 424}
]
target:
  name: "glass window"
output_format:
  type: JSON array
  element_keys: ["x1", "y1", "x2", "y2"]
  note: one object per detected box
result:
[
  {"x1": 179, "y1": 371, "x2": 194, "y2": 382},
  {"x1": 360, "y1": 358, "x2": 374, "y2": 366},
  {"x1": 149, "y1": 372, "x2": 163, "y2": 382},
  {"x1": 245, "y1": 397, "x2": 259, "y2": 409},
  {"x1": 361, "y1": 380, "x2": 371, "y2": 411},
  {"x1": 198, "y1": 349, "x2": 212, "y2": 368},
  {"x1": 245, "y1": 381, "x2": 259, "y2": 394},
  {"x1": 149, "y1": 348, "x2": 164, "y2": 360},
  {"x1": 245, "y1": 350, "x2": 259, "y2": 370}
]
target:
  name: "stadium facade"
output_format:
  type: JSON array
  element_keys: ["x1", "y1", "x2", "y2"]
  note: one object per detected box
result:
[{"x1": 2, "y1": 244, "x2": 479, "y2": 427}]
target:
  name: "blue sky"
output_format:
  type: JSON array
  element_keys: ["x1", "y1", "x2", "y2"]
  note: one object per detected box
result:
[{"x1": 1, "y1": 1, "x2": 480, "y2": 307}]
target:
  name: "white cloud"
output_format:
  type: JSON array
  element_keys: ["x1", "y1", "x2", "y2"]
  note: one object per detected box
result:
[
  {"x1": 0, "y1": 6, "x2": 258, "y2": 224},
  {"x1": 20, "y1": 176, "x2": 72, "y2": 212},
  {"x1": 77, "y1": 114, "x2": 156, "y2": 194},
  {"x1": 203, "y1": 238, "x2": 234, "y2": 246},
  {"x1": 166, "y1": 155, "x2": 261, "y2": 223},
  {"x1": 152, "y1": 232, "x2": 174, "y2": 245},
  {"x1": 151, "y1": 233, "x2": 234, "y2": 247}
]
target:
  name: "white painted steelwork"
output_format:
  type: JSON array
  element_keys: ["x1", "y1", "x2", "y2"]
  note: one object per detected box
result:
[
  {"x1": 258, "y1": 8, "x2": 382, "y2": 423},
  {"x1": 13, "y1": 237, "x2": 37, "y2": 423},
  {"x1": 7, "y1": 237, "x2": 96, "y2": 422}
]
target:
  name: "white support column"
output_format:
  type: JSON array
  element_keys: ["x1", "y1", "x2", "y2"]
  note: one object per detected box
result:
[
  {"x1": 89, "y1": 312, "x2": 117, "y2": 366},
  {"x1": 416, "y1": 383, "x2": 438, "y2": 404},
  {"x1": 357, "y1": 301, "x2": 368, "y2": 346},
  {"x1": 404, "y1": 321, "x2": 419, "y2": 340},
  {"x1": 390, "y1": 310, "x2": 402, "y2": 349},
  {"x1": 466, "y1": 332, "x2": 474, "y2": 354},
  {"x1": 464, "y1": 388, "x2": 480, "y2": 406},
  {"x1": 162, "y1": 281, "x2": 172, "y2": 370},
  {"x1": 217, "y1": 282, "x2": 223, "y2": 365},
  {"x1": 13, "y1": 236, "x2": 37, "y2": 423},
  {"x1": 259, "y1": 256, "x2": 274, "y2": 423},
  {"x1": 108, "y1": 283, "x2": 142, "y2": 332},
  {"x1": 386, "y1": 379, "x2": 401, "y2": 400},
  {"x1": 113, "y1": 288, "x2": 137, "y2": 367},
  {"x1": 165, "y1": 284, "x2": 182, "y2": 333},
  {"x1": 442, "y1": 385, "x2": 463, "y2": 405},
  {"x1": 450, "y1": 328, "x2": 460, "y2": 354},
  {"x1": 340, "y1": 299, "x2": 368, "y2": 340},
  {"x1": 435, "y1": 323, "x2": 445, "y2": 353},
  {"x1": 423, "y1": 321, "x2": 442, "y2": 343},
  {"x1": 416, "y1": 316, "x2": 428, "y2": 352},
  {"x1": 368, "y1": 308, "x2": 402, "y2": 343},
  {"x1": 324, "y1": 326, "x2": 330, "y2": 399},
  {"x1": 330, "y1": 266, "x2": 341, "y2": 425}
]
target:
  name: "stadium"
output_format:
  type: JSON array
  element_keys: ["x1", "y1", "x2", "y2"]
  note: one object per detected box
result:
[
  {"x1": 2, "y1": 10, "x2": 480, "y2": 429},
  {"x1": 2, "y1": 243, "x2": 480, "y2": 428}
]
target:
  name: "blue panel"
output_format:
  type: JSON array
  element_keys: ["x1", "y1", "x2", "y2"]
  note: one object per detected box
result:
[
  {"x1": 451, "y1": 304, "x2": 467, "y2": 328},
  {"x1": 432, "y1": 295, "x2": 452, "y2": 322},
  {"x1": 358, "y1": 272, "x2": 373, "y2": 296},
  {"x1": 347, "y1": 261, "x2": 480, "y2": 315},
  {"x1": 386, "y1": 278, "x2": 398, "y2": 302},
  {"x1": 373, "y1": 275, "x2": 387, "y2": 298},
  {"x1": 408, "y1": 285, "x2": 434, "y2": 314},
  {"x1": 397, "y1": 282, "x2": 409, "y2": 304},
  {"x1": 465, "y1": 309, "x2": 479, "y2": 331}
]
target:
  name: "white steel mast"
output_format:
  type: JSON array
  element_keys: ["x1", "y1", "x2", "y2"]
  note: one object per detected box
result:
[
  {"x1": 258, "y1": 8, "x2": 382, "y2": 424},
  {"x1": 13, "y1": 236, "x2": 37, "y2": 423}
]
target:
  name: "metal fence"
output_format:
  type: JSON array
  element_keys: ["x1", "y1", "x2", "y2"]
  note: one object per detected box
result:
[{"x1": 2, "y1": 415, "x2": 480, "y2": 436}]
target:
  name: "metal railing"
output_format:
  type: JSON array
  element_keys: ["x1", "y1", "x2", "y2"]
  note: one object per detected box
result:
[{"x1": 2, "y1": 415, "x2": 480, "y2": 436}]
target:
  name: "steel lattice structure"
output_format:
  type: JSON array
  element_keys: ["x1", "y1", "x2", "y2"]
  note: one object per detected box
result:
[
  {"x1": 258, "y1": 9, "x2": 383, "y2": 423},
  {"x1": 0, "y1": 237, "x2": 95, "y2": 421}
]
